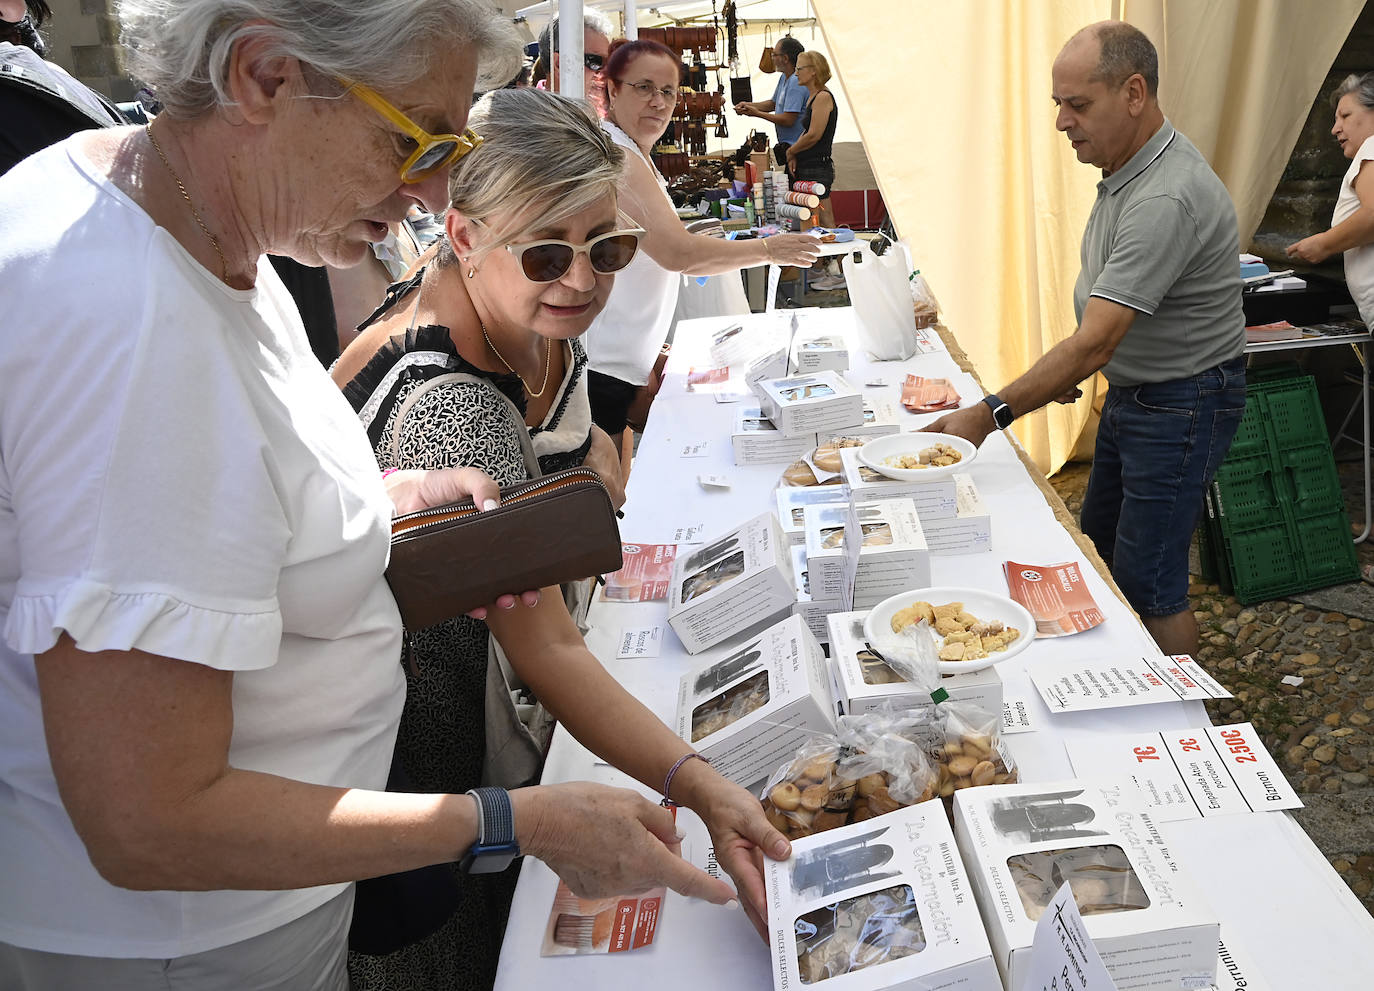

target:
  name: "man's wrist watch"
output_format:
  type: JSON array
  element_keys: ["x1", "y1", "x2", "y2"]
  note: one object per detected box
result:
[
  {"x1": 460, "y1": 787, "x2": 520, "y2": 874},
  {"x1": 982, "y1": 394, "x2": 1015, "y2": 431}
]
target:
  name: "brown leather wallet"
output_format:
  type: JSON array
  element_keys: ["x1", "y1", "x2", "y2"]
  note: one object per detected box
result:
[{"x1": 386, "y1": 467, "x2": 623, "y2": 629}]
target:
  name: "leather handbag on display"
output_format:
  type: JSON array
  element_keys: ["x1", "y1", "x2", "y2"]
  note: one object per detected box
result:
[{"x1": 759, "y1": 26, "x2": 775, "y2": 72}]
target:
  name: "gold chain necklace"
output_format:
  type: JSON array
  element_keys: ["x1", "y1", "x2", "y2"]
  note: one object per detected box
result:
[
  {"x1": 145, "y1": 122, "x2": 230, "y2": 283},
  {"x1": 482, "y1": 327, "x2": 553, "y2": 399}
]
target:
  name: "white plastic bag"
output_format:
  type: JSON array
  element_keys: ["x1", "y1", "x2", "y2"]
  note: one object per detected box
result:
[{"x1": 841, "y1": 242, "x2": 918, "y2": 360}]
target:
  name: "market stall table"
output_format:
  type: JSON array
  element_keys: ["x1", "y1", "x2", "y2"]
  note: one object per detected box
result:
[{"x1": 496, "y1": 306, "x2": 1374, "y2": 991}]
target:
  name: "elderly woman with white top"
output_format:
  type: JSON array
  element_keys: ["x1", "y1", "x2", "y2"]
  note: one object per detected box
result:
[
  {"x1": 0, "y1": 3, "x2": 786, "y2": 988},
  {"x1": 583, "y1": 38, "x2": 821, "y2": 456},
  {"x1": 1288, "y1": 72, "x2": 1374, "y2": 327}
]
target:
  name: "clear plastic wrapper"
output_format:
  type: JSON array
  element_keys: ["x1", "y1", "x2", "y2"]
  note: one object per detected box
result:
[
  {"x1": 781, "y1": 435, "x2": 867, "y2": 486},
  {"x1": 1007, "y1": 844, "x2": 1151, "y2": 921},
  {"x1": 865, "y1": 619, "x2": 941, "y2": 690},
  {"x1": 931, "y1": 700, "x2": 1018, "y2": 799},
  {"x1": 794, "y1": 883, "x2": 927, "y2": 984},
  {"x1": 691, "y1": 669, "x2": 769, "y2": 742},
  {"x1": 909, "y1": 270, "x2": 941, "y2": 329},
  {"x1": 760, "y1": 712, "x2": 938, "y2": 839}
]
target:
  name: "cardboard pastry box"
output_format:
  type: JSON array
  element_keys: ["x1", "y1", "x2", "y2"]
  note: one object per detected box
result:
[
  {"x1": 840, "y1": 447, "x2": 957, "y2": 520},
  {"x1": 676, "y1": 614, "x2": 836, "y2": 787},
  {"x1": 844, "y1": 497, "x2": 931, "y2": 611},
  {"x1": 954, "y1": 779, "x2": 1219, "y2": 991},
  {"x1": 765, "y1": 801, "x2": 1001, "y2": 991},
  {"x1": 666, "y1": 513, "x2": 794, "y2": 654},
  {"x1": 776, "y1": 486, "x2": 847, "y2": 546},
  {"x1": 733, "y1": 405, "x2": 817, "y2": 466},
  {"x1": 755, "y1": 371, "x2": 865, "y2": 437}
]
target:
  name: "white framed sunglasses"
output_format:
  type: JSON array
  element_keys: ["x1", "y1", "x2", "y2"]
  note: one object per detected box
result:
[{"x1": 504, "y1": 228, "x2": 646, "y2": 283}]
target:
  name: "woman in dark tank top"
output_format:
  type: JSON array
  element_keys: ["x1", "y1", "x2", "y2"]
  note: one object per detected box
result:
[{"x1": 787, "y1": 50, "x2": 840, "y2": 228}]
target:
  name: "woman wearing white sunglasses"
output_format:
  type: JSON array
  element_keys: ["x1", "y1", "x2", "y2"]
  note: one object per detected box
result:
[{"x1": 332, "y1": 88, "x2": 788, "y2": 990}]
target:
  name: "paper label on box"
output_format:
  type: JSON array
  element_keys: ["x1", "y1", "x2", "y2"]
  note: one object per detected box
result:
[
  {"x1": 1064, "y1": 722, "x2": 1302, "y2": 821},
  {"x1": 673, "y1": 523, "x2": 706, "y2": 543},
  {"x1": 1004, "y1": 560, "x2": 1106, "y2": 637},
  {"x1": 680, "y1": 440, "x2": 711, "y2": 458},
  {"x1": 1208, "y1": 938, "x2": 1271, "y2": 991},
  {"x1": 617, "y1": 625, "x2": 663, "y2": 658},
  {"x1": 1001, "y1": 698, "x2": 1037, "y2": 734},
  {"x1": 1021, "y1": 881, "x2": 1121, "y2": 991},
  {"x1": 602, "y1": 543, "x2": 678, "y2": 601},
  {"x1": 1032, "y1": 654, "x2": 1233, "y2": 712},
  {"x1": 914, "y1": 327, "x2": 942, "y2": 354}
]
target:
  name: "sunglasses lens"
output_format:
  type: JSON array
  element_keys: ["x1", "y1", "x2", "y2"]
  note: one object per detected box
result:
[
  {"x1": 589, "y1": 234, "x2": 640, "y2": 274},
  {"x1": 585, "y1": 54, "x2": 605, "y2": 71},
  {"x1": 520, "y1": 243, "x2": 575, "y2": 282},
  {"x1": 404, "y1": 140, "x2": 459, "y2": 180}
]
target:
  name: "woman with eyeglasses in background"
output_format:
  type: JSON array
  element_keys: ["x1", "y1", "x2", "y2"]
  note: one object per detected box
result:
[
  {"x1": 332, "y1": 87, "x2": 791, "y2": 990},
  {"x1": 583, "y1": 39, "x2": 822, "y2": 466},
  {"x1": 0, "y1": 5, "x2": 780, "y2": 990}
]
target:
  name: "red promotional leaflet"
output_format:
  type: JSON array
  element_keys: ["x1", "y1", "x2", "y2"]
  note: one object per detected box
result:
[
  {"x1": 1002, "y1": 560, "x2": 1106, "y2": 637},
  {"x1": 686, "y1": 366, "x2": 729, "y2": 387},
  {"x1": 900, "y1": 374, "x2": 960, "y2": 412},
  {"x1": 602, "y1": 543, "x2": 678, "y2": 602},
  {"x1": 539, "y1": 880, "x2": 665, "y2": 956}
]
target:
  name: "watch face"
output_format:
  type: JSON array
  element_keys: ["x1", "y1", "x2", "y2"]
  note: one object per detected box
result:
[{"x1": 462, "y1": 842, "x2": 521, "y2": 874}]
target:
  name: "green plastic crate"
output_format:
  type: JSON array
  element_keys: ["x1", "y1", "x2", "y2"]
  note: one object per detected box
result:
[{"x1": 1275, "y1": 442, "x2": 1346, "y2": 516}]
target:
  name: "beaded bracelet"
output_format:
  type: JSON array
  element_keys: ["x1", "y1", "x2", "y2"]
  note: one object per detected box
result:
[
  {"x1": 660, "y1": 752, "x2": 710, "y2": 808},
  {"x1": 382, "y1": 467, "x2": 399, "y2": 479}
]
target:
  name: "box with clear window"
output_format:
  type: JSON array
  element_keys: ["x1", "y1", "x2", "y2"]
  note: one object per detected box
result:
[
  {"x1": 765, "y1": 801, "x2": 1000, "y2": 991},
  {"x1": 839, "y1": 447, "x2": 957, "y2": 521},
  {"x1": 676, "y1": 614, "x2": 836, "y2": 787},
  {"x1": 953, "y1": 780, "x2": 1219, "y2": 991},
  {"x1": 756, "y1": 371, "x2": 866, "y2": 437}
]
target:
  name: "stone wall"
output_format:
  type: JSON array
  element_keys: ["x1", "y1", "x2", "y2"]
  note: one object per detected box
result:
[
  {"x1": 1249, "y1": 4, "x2": 1374, "y2": 277},
  {"x1": 35, "y1": 0, "x2": 131, "y2": 101}
]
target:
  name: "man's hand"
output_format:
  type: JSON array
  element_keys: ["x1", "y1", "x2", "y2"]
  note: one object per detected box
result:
[
  {"x1": 1053, "y1": 387, "x2": 1084, "y2": 405},
  {"x1": 734, "y1": 102, "x2": 756, "y2": 118},
  {"x1": 1286, "y1": 234, "x2": 1334, "y2": 265},
  {"x1": 923, "y1": 402, "x2": 997, "y2": 448}
]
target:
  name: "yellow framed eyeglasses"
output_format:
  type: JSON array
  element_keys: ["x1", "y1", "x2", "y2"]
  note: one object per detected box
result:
[{"x1": 338, "y1": 76, "x2": 482, "y2": 183}]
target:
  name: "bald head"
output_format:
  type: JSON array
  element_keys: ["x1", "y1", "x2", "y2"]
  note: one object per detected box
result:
[{"x1": 1060, "y1": 20, "x2": 1159, "y2": 98}]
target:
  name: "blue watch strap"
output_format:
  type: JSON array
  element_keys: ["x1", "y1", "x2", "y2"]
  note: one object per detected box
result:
[{"x1": 466, "y1": 786, "x2": 515, "y2": 846}]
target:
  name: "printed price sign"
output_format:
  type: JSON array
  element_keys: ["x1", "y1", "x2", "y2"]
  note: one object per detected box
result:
[
  {"x1": 680, "y1": 441, "x2": 711, "y2": 458},
  {"x1": 1064, "y1": 722, "x2": 1301, "y2": 821},
  {"x1": 1018, "y1": 881, "x2": 1120, "y2": 991},
  {"x1": 1002, "y1": 698, "x2": 1038, "y2": 734},
  {"x1": 1031, "y1": 654, "x2": 1232, "y2": 713},
  {"x1": 617, "y1": 625, "x2": 663, "y2": 659}
]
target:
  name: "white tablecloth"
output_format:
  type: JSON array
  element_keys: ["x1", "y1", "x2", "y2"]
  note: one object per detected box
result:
[{"x1": 496, "y1": 307, "x2": 1372, "y2": 990}]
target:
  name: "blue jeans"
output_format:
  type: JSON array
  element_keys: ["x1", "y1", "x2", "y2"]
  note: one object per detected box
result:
[{"x1": 1080, "y1": 357, "x2": 1247, "y2": 617}]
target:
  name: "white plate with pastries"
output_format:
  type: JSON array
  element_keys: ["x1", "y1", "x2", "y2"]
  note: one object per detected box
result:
[
  {"x1": 863, "y1": 586, "x2": 1035, "y2": 674},
  {"x1": 858, "y1": 432, "x2": 977, "y2": 482}
]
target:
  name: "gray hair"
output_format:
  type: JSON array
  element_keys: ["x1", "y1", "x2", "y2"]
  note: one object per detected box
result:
[
  {"x1": 537, "y1": 10, "x2": 614, "y2": 67},
  {"x1": 1332, "y1": 72, "x2": 1374, "y2": 110},
  {"x1": 442, "y1": 88, "x2": 625, "y2": 262},
  {"x1": 1087, "y1": 21, "x2": 1158, "y2": 97},
  {"x1": 116, "y1": 0, "x2": 522, "y2": 119}
]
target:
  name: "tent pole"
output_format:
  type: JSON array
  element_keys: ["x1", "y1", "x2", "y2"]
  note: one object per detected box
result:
[
  {"x1": 624, "y1": 0, "x2": 639, "y2": 40},
  {"x1": 558, "y1": 0, "x2": 585, "y2": 99}
]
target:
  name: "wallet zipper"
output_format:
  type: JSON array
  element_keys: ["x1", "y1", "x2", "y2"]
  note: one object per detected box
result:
[{"x1": 391, "y1": 468, "x2": 609, "y2": 536}]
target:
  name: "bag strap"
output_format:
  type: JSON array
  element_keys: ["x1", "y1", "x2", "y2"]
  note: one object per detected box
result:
[{"x1": 388, "y1": 371, "x2": 541, "y2": 480}]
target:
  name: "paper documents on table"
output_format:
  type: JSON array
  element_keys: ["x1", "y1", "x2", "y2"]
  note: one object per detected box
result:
[
  {"x1": 1018, "y1": 881, "x2": 1120, "y2": 991},
  {"x1": 1003, "y1": 560, "x2": 1106, "y2": 637},
  {"x1": 1032, "y1": 654, "x2": 1233, "y2": 713},
  {"x1": 1063, "y1": 722, "x2": 1302, "y2": 822},
  {"x1": 901, "y1": 374, "x2": 960, "y2": 412},
  {"x1": 601, "y1": 543, "x2": 678, "y2": 602}
]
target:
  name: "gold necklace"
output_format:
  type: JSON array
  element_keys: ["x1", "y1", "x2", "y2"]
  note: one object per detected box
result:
[
  {"x1": 145, "y1": 122, "x2": 230, "y2": 283},
  {"x1": 483, "y1": 327, "x2": 553, "y2": 399}
]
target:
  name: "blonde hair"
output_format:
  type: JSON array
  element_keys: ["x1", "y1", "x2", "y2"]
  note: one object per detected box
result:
[
  {"x1": 441, "y1": 88, "x2": 625, "y2": 262},
  {"x1": 798, "y1": 51, "x2": 831, "y2": 86}
]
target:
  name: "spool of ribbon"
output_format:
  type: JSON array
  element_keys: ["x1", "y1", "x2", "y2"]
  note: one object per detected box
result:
[
  {"x1": 777, "y1": 203, "x2": 812, "y2": 221},
  {"x1": 784, "y1": 191, "x2": 821, "y2": 208},
  {"x1": 792, "y1": 180, "x2": 827, "y2": 196}
]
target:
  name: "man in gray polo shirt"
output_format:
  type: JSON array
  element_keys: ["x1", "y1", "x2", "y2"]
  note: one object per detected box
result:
[{"x1": 931, "y1": 21, "x2": 1246, "y2": 655}]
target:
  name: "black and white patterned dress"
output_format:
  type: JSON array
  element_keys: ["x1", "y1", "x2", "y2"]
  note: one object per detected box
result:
[{"x1": 340, "y1": 298, "x2": 593, "y2": 991}]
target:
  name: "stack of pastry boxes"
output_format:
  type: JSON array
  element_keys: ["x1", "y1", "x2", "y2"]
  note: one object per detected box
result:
[
  {"x1": 754, "y1": 370, "x2": 865, "y2": 437},
  {"x1": 676, "y1": 614, "x2": 836, "y2": 788},
  {"x1": 839, "y1": 447, "x2": 991, "y2": 555},
  {"x1": 954, "y1": 780, "x2": 1220, "y2": 991},
  {"x1": 733, "y1": 404, "x2": 817, "y2": 466},
  {"x1": 826, "y1": 610, "x2": 1003, "y2": 719},
  {"x1": 666, "y1": 513, "x2": 794, "y2": 654},
  {"x1": 765, "y1": 802, "x2": 1001, "y2": 991},
  {"x1": 789, "y1": 332, "x2": 850, "y2": 374},
  {"x1": 803, "y1": 499, "x2": 931, "y2": 613}
]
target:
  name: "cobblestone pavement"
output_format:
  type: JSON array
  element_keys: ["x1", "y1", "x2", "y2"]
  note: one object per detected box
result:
[{"x1": 1050, "y1": 460, "x2": 1374, "y2": 916}]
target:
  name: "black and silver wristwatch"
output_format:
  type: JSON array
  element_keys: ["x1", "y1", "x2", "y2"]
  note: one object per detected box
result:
[
  {"x1": 981, "y1": 394, "x2": 1015, "y2": 431},
  {"x1": 460, "y1": 786, "x2": 520, "y2": 874}
]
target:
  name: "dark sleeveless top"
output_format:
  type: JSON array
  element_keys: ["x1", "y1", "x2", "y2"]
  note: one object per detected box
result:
[{"x1": 796, "y1": 88, "x2": 837, "y2": 164}]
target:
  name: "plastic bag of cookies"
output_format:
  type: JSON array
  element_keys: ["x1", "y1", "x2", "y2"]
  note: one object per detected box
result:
[
  {"x1": 930, "y1": 701, "x2": 1018, "y2": 800},
  {"x1": 759, "y1": 715, "x2": 937, "y2": 840}
]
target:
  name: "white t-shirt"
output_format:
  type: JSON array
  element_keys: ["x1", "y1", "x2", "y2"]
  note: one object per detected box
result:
[
  {"x1": 1336, "y1": 134, "x2": 1374, "y2": 329},
  {"x1": 582, "y1": 119, "x2": 682, "y2": 386},
  {"x1": 0, "y1": 141, "x2": 406, "y2": 957}
]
